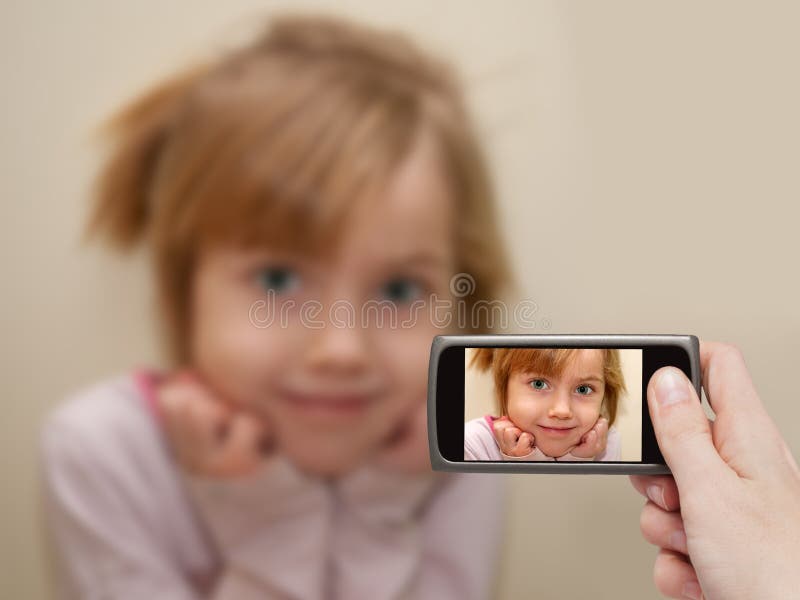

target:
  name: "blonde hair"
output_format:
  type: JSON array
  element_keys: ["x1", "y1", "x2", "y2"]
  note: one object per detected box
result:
[
  {"x1": 84, "y1": 14, "x2": 512, "y2": 364},
  {"x1": 470, "y1": 348, "x2": 626, "y2": 425}
]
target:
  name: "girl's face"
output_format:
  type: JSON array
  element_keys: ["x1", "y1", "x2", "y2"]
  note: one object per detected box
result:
[
  {"x1": 505, "y1": 350, "x2": 606, "y2": 457},
  {"x1": 189, "y1": 129, "x2": 456, "y2": 476}
]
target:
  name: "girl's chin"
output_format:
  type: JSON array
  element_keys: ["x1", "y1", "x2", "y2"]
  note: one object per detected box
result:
[
  {"x1": 280, "y1": 442, "x2": 371, "y2": 478},
  {"x1": 537, "y1": 440, "x2": 579, "y2": 458}
]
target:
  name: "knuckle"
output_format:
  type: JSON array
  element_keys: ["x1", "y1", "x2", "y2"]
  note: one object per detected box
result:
[
  {"x1": 652, "y1": 551, "x2": 674, "y2": 596},
  {"x1": 160, "y1": 387, "x2": 188, "y2": 413},
  {"x1": 638, "y1": 506, "x2": 651, "y2": 539},
  {"x1": 719, "y1": 342, "x2": 745, "y2": 365},
  {"x1": 638, "y1": 502, "x2": 664, "y2": 545},
  {"x1": 667, "y1": 421, "x2": 711, "y2": 447}
]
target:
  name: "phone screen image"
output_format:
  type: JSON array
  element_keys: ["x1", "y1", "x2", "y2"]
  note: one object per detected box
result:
[
  {"x1": 431, "y1": 335, "x2": 698, "y2": 473},
  {"x1": 463, "y1": 347, "x2": 643, "y2": 462}
]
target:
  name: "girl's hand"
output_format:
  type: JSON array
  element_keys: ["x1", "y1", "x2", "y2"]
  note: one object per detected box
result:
[
  {"x1": 374, "y1": 400, "x2": 432, "y2": 474},
  {"x1": 569, "y1": 417, "x2": 609, "y2": 458},
  {"x1": 492, "y1": 416, "x2": 535, "y2": 457},
  {"x1": 157, "y1": 370, "x2": 271, "y2": 478}
]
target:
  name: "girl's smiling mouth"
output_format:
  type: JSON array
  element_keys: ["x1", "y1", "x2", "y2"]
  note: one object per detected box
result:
[
  {"x1": 279, "y1": 384, "x2": 381, "y2": 420},
  {"x1": 537, "y1": 424, "x2": 577, "y2": 437}
]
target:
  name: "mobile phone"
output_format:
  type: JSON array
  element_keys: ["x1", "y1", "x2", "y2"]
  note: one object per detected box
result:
[{"x1": 427, "y1": 334, "x2": 701, "y2": 474}]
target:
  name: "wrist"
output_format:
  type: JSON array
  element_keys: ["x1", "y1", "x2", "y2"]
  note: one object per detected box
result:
[
  {"x1": 560, "y1": 451, "x2": 592, "y2": 461},
  {"x1": 501, "y1": 447, "x2": 538, "y2": 461}
]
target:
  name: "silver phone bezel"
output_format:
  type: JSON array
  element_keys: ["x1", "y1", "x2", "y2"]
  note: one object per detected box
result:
[{"x1": 427, "y1": 334, "x2": 701, "y2": 475}]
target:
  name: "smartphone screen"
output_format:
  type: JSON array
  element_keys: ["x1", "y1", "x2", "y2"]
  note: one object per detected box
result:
[
  {"x1": 431, "y1": 336, "x2": 698, "y2": 471},
  {"x1": 463, "y1": 347, "x2": 643, "y2": 462}
]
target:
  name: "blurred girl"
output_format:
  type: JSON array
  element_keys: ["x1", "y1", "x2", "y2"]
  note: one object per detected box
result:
[
  {"x1": 464, "y1": 348, "x2": 626, "y2": 461},
  {"x1": 40, "y1": 15, "x2": 512, "y2": 600}
]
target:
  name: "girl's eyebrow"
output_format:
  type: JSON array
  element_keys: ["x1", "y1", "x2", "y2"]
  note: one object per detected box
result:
[
  {"x1": 573, "y1": 375, "x2": 604, "y2": 384},
  {"x1": 383, "y1": 251, "x2": 451, "y2": 269},
  {"x1": 523, "y1": 372, "x2": 604, "y2": 385}
]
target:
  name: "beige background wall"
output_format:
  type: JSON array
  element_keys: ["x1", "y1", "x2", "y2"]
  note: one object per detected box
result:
[
  {"x1": 465, "y1": 348, "x2": 643, "y2": 461},
  {"x1": 2, "y1": 2, "x2": 798, "y2": 599}
]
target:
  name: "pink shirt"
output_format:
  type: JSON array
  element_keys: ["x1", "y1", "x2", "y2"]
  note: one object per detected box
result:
[
  {"x1": 39, "y1": 370, "x2": 506, "y2": 599},
  {"x1": 464, "y1": 415, "x2": 622, "y2": 461}
]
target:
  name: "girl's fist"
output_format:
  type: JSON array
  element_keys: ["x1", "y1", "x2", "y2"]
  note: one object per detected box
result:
[
  {"x1": 157, "y1": 370, "x2": 271, "y2": 477},
  {"x1": 569, "y1": 417, "x2": 609, "y2": 459},
  {"x1": 492, "y1": 416, "x2": 535, "y2": 457}
]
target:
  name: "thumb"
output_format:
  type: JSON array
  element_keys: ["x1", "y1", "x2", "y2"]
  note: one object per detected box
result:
[{"x1": 648, "y1": 367, "x2": 729, "y2": 491}]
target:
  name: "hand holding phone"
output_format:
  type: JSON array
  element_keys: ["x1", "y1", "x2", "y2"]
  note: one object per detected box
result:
[{"x1": 630, "y1": 342, "x2": 800, "y2": 599}]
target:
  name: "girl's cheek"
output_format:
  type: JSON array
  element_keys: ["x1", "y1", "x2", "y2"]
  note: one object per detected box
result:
[
  {"x1": 372, "y1": 327, "x2": 429, "y2": 374},
  {"x1": 578, "y1": 403, "x2": 602, "y2": 428},
  {"x1": 505, "y1": 399, "x2": 529, "y2": 425}
]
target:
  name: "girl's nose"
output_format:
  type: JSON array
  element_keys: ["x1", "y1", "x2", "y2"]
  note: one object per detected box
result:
[
  {"x1": 548, "y1": 390, "x2": 573, "y2": 419},
  {"x1": 305, "y1": 315, "x2": 370, "y2": 375}
]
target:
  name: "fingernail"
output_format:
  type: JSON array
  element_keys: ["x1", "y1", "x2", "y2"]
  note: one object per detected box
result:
[
  {"x1": 670, "y1": 529, "x2": 688, "y2": 553},
  {"x1": 646, "y1": 484, "x2": 666, "y2": 509},
  {"x1": 682, "y1": 580, "x2": 703, "y2": 600},
  {"x1": 655, "y1": 368, "x2": 688, "y2": 406}
]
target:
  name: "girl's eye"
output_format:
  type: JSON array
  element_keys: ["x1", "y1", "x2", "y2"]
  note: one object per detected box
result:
[
  {"x1": 256, "y1": 267, "x2": 300, "y2": 294},
  {"x1": 576, "y1": 384, "x2": 594, "y2": 395},
  {"x1": 529, "y1": 379, "x2": 549, "y2": 391},
  {"x1": 379, "y1": 277, "x2": 424, "y2": 304}
]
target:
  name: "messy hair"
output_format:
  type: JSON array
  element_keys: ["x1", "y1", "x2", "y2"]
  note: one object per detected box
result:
[
  {"x1": 469, "y1": 348, "x2": 627, "y2": 425},
  {"x1": 84, "y1": 14, "x2": 512, "y2": 364}
]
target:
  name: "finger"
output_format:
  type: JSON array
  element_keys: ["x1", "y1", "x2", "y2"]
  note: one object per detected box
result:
[
  {"x1": 595, "y1": 420, "x2": 608, "y2": 452},
  {"x1": 639, "y1": 501, "x2": 688, "y2": 555},
  {"x1": 492, "y1": 419, "x2": 514, "y2": 434},
  {"x1": 517, "y1": 432, "x2": 534, "y2": 451},
  {"x1": 160, "y1": 385, "x2": 215, "y2": 452},
  {"x1": 186, "y1": 389, "x2": 231, "y2": 443},
  {"x1": 491, "y1": 423, "x2": 510, "y2": 452},
  {"x1": 157, "y1": 385, "x2": 197, "y2": 464},
  {"x1": 576, "y1": 429, "x2": 588, "y2": 445},
  {"x1": 385, "y1": 401, "x2": 426, "y2": 449},
  {"x1": 594, "y1": 431, "x2": 607, "y2": 454},
  {"x1": 157, "y1": 378, "x2": 196, "y2": 422},
  {"x1": 629, "y1": 474, "x2": 681, "y2": 512},
  {"x1": 491, "y1": 417, "x2": 511, "y2": 437},
  {"x1": 211, "y1": 413, "x2": 265, "y2": 476},
  {"x1": 581, "y1": 418, "x2": 607, "y2": 448},
  {"x1": 503, "y1": 427, "x2": 519, "y2": 451},
  {"x1": 648, "y1": 366, "x2": 730, "y2": 493},
  {"x1": 384, "y1": 415, "x2": 413, "y2": 447},
  {"x1": 652, "y1": 549, "x2": 703, "y2": 600},
  {"x1": 700, "y1": 341, "x2": 763, "y2": 418},
  {"x1": 700, "y1": 340, "x2": 787, "y2": 468},
  {"x1": 173, "y1": 369, "x2": 199, "y2": 384},
  {"x1": 182, "y1": 390, "x2": 235, "y2": 472}
]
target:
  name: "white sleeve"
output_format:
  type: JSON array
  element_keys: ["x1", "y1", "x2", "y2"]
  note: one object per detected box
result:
[
  {"x1": 40, "y1": 408, "x2": 259, "y2": 600},
  {"x1": 40, "y1": 415, "x2": 201, "y2": 600},
  {"x1": 501, "y1": 446, "x2": 553, "y2": 461},
  {"x1": 410, "y1": 473, "x2": 507, "y2": 600},
  {"x1": 598, "y1": 426, "x2": 622, "y2": 461},
  {"x1": 555, "y1": 451, "x2": 586, "y2": 462},
  {"x1": 464, "y1": 418, "x2": 502, "y2": 460}
]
